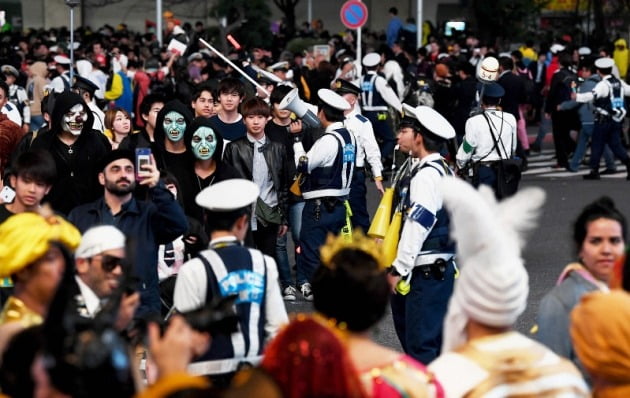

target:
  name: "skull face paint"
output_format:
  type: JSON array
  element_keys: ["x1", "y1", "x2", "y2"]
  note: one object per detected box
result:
[
  {"x1": 62, "y1": 104, "x2": 87, "y2": 136},
  {"x1": 191, "y1": 126, "x2": 217, "y2": 160},
  {"x1": 162, "y1": 111, "x2": 186, "y2": 142}
]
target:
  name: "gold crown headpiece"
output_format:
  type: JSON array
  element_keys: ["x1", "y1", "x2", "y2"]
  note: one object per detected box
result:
[{"x1": 319, "y1": 230, "x2": 388, "y2": 271}]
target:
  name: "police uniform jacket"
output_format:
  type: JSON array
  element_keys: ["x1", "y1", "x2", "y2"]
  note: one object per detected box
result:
[
  {"x1": 361, "y1": 71, "x2": 403, "y2": 113},
  {"x1": 344, "y1": 109, "x2": 383, "y2": 178},
  {"x1": 392, "y1": 153, "x2": 454, "y2": 277},
  {"x1": 293, "y1": 121, "x2": 356, "y2": 199},
  {"x1": 575, "y1": 73, "x2": 630, "y2": 107},
  {"x1": 456, "y1": 108, "x2": 517, "y2": 169},
  {"x1": 173, "y1": 236, "x2": 288, "y2": 374}
]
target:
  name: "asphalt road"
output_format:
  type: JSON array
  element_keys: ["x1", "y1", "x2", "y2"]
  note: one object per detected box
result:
[{"x1": 282, "y1": 146, "x2": 630, "y2": 352}]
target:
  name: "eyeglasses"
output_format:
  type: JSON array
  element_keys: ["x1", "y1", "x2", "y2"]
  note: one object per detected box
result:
[{"x1": 90, "y1": 255, "x2": 124, "y2": 272}]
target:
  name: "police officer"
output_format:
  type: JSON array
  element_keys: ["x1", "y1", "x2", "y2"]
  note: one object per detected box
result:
[
  {"x1": 456, "y1": 82, "x2": 517, "y2": 195},
  {"x1": 72, "y1": 75, "x2": 105, "y2": 133},
  {"x1": 1, "y1": 65, "x2": 30, "y2": 132},
  {"x1": 333, "y1": 78, "x2": 384, "y2": 232},
  {"x1": 387, "y1": 105, "x2": 457, "y2": 364},
  {"x1": 290, "y1": 88, "x2": 356, "y2": 301},
  {"x1": 173, "y1": 179, "x2": 288, "y2": 384},
  {"x1": 573, "y1": 57, "x2": 630, "y2": 180},
  {"x1": 361, "y1": 52, "x2": 403, "y2": 167}
]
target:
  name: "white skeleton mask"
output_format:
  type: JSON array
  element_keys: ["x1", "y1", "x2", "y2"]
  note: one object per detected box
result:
[{"x1": 62, "y1": 104, "x2": 87, "y2": 136}]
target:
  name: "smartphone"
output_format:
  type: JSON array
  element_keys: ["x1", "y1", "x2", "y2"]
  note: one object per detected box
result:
[
  {"x1": 135, "y1": 148, "x2": 151, "y2": 180},
  {"x1": 0, "y1": 186, "x2": 15, "y2": 203}
]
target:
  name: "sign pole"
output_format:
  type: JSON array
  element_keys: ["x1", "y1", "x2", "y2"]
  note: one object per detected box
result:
[
  {"x1": 357, "y1": 26, "x2": 362, "y2": 78},
  {"x1": 416, "y1": 0, "x2": 423, "y2": 49}
]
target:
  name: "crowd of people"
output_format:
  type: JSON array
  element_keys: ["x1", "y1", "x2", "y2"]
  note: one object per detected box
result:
[{"x1": 0, "y1": 7, "x2": 628, "y2": 397}]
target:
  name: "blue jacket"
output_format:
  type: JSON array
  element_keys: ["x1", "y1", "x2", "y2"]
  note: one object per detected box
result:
[{"x1": 68, "y1": 182, "x2": 188, "y2": 318}]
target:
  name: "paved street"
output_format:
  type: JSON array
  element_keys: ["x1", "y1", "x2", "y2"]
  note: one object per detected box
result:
[{"x1": 282, "y1": 142, "x2": 630, "y2": 352}]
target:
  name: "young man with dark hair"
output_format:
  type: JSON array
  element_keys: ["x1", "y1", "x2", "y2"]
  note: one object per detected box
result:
[
  {"x1": 118, "y1": 93, "x2": 166, "y2": 152},
  {"x1": 223, "y1": 97, "x2": 290, "y2": 259},
  {"x1": 209, "y1": 77, "x2": 246, "y2": 143},
  {"x1": 0, "y1": 150, "x2": 56, "y2": 224},
  {"x1": 191, "y1": 83, "x2": 216, "y2": 119}
]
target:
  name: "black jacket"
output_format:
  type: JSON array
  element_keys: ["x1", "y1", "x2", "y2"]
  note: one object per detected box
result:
[
  {"x1": 30, "y1": 91, "x2": 111, "y2": 215},
  {"x1": 498, "y1": 70, "x2": 526, "y2": 120},
  {"x1": 223, "y1": 136, "x2": 290, "y2": 225}
]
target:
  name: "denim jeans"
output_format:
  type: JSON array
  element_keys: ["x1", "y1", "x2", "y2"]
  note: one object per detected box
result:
[
  {"x1": 275, "y1": 201, "x2": 305, "y2": 288},
  {"x1": 569, "y1": 123, "x2": 616, "y2": 171}
]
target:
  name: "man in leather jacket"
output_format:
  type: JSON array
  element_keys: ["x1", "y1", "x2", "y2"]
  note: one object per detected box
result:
[{"x1": 223, "y1": 97, "x2": 289, "y2": 260}]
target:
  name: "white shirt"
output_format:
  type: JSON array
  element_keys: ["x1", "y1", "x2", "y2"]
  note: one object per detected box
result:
[
  {"x1": 293, "y1": 121, "x2": 346, "y2": 169},
  {"x1": 393, "y1": 153, "x2": 451, "y2": 276},
  {"x1": 173, "y1": 236, "x2": 288, "y2": 339},
  {"x1": 1, "y1": 103, "x2": 22, "y2": 127},
  {"x1": 456, "y1": 109, "x2": 517, "y2": 169},
  {"x1": 344, "y1": 109, "x2": 383, "y2": 177},
  {"x1": 75, "y1": 275, "x2": 102, "y2": 318},
  {"x1": 88, "y1": 100, "x2": 105, "y2": 133},
  {"x1": 363, "y1": 71, "x2": 403, "y2": 113}
]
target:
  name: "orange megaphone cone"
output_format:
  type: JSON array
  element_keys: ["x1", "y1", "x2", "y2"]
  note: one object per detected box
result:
[
  {"x1": 368, "y1": 187, "x2": 394, "y2": 239},
  {"x1": 382, "y1": 211, "x2": 402, "y2": 266},
  {"x1": 290, "y1": 174, "x2": 303, "y2": 196}
]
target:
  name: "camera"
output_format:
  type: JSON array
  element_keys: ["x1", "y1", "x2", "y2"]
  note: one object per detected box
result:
[{"x1": 179, "y1": 294, "x2": 239, "y2": 335}]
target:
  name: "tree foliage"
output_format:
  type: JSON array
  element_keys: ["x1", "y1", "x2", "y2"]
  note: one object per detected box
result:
[
  {"x1": 273, "y1": 0, "x2": 300, "y2": 38},
  {"x1": 210, "y1": 0, "x2": 273, "y2": 51},
  {"x1": 471, "y1": 0, "x2": 548, "y2": 45}
]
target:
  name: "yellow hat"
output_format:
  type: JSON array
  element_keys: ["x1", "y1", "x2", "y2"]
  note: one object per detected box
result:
[{"x1": 0, "y1": 213, "x2": 81, "y2": 278}]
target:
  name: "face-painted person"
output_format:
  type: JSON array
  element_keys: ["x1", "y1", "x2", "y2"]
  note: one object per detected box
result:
[{"x1": 181, "y1": 117, "x2": 241, "y2": 230}]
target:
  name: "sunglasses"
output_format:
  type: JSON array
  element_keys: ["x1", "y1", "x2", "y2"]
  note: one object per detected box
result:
[{"x1": 91, "y1": 255, "x2": 124, "y2": 272}]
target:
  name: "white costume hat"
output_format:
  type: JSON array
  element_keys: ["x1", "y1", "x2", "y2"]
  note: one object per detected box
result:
[
  {"x1": 76, "y1": 225, "x2": 126, "y2": 259},
  {"x1": 439, "y1": 178, "x2": 545, "y2": 352},
  {"x1": 196, "y1": 178, "x2": 260, "y2": 212}
]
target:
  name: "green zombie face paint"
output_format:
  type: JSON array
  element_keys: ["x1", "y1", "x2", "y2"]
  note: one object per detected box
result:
[
  {"x1": 191, "y1": 126, "x2": 217, "y2": 160},
  {"x1": 163, "y1": 111, "x2": 186, "y2": 142}
]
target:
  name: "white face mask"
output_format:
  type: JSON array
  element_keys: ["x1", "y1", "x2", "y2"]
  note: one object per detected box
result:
[{"x1": 61, "y1": 103, "x2": 87, "y2": 136}]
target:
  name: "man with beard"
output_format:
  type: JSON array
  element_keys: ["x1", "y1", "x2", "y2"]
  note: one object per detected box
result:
[
  {"x1": 28, "y1": 91, "x2": 111, "y2": 215},
  {"x1": 68, "y1": 150, "x2": 188, "y2": 318}
]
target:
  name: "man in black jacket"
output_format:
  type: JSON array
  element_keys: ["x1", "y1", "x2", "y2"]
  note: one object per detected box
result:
[
  {"x1": 223, "y1": 97, "x2": 289, "y2": 259},
  {"x1": 544, "y1": 52, "x2": 577, "y2": 168},
  {"x1": 68, "y1": 150, "x2": 188, "y2": 318}
]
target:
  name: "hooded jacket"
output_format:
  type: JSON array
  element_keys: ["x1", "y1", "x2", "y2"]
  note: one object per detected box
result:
[
  {"x1": 152, "y1": 99, "x2": 194, "y2": 170},
  {"x1": 180, "y1": 117, "x2": 240, "y2": 225},
  {"x1": 30, "y1": 91, "x2": 111, "y2": 215}
]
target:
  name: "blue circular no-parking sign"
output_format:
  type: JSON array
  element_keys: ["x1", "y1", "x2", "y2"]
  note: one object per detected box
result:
[{"x1": 340, "y1": 0, "x2": 368, "y2": 30}]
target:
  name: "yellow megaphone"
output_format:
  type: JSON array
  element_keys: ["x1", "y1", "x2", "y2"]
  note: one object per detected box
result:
[
  {"x1": 367, "y1": 187, "x2": 394, "y2": 239},
  {"x1": 382, "y1": 210, "x2": 402, "y2": 266}
]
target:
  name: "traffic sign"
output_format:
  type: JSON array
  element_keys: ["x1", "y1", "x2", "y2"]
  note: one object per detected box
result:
[{"x1": 340, "y1": 0, "x2": 368, "y2": 30}]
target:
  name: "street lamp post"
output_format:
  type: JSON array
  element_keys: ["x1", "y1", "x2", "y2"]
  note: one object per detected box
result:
[{"x1": 64, "y1": 0, "x2": 81, "y2": 82}]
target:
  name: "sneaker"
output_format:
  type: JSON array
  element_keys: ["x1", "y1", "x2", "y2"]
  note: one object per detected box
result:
[
  {"x1": 583, "y1": 171, "x2": 601, "y2": 180},
  {"x1": 601, "y1": 169, "x2": 619, "y2": 175},
  {"x1": 300, "y1": 283, "x2": 313, "y2": 301},
  {"x1": 283, "y1": 286, "x2": 297, "y2": 301}
]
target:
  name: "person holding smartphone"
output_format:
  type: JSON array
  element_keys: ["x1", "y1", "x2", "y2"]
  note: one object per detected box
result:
[{"x1": 68, "y1": 150, "x2": 188, "y2": 319}]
